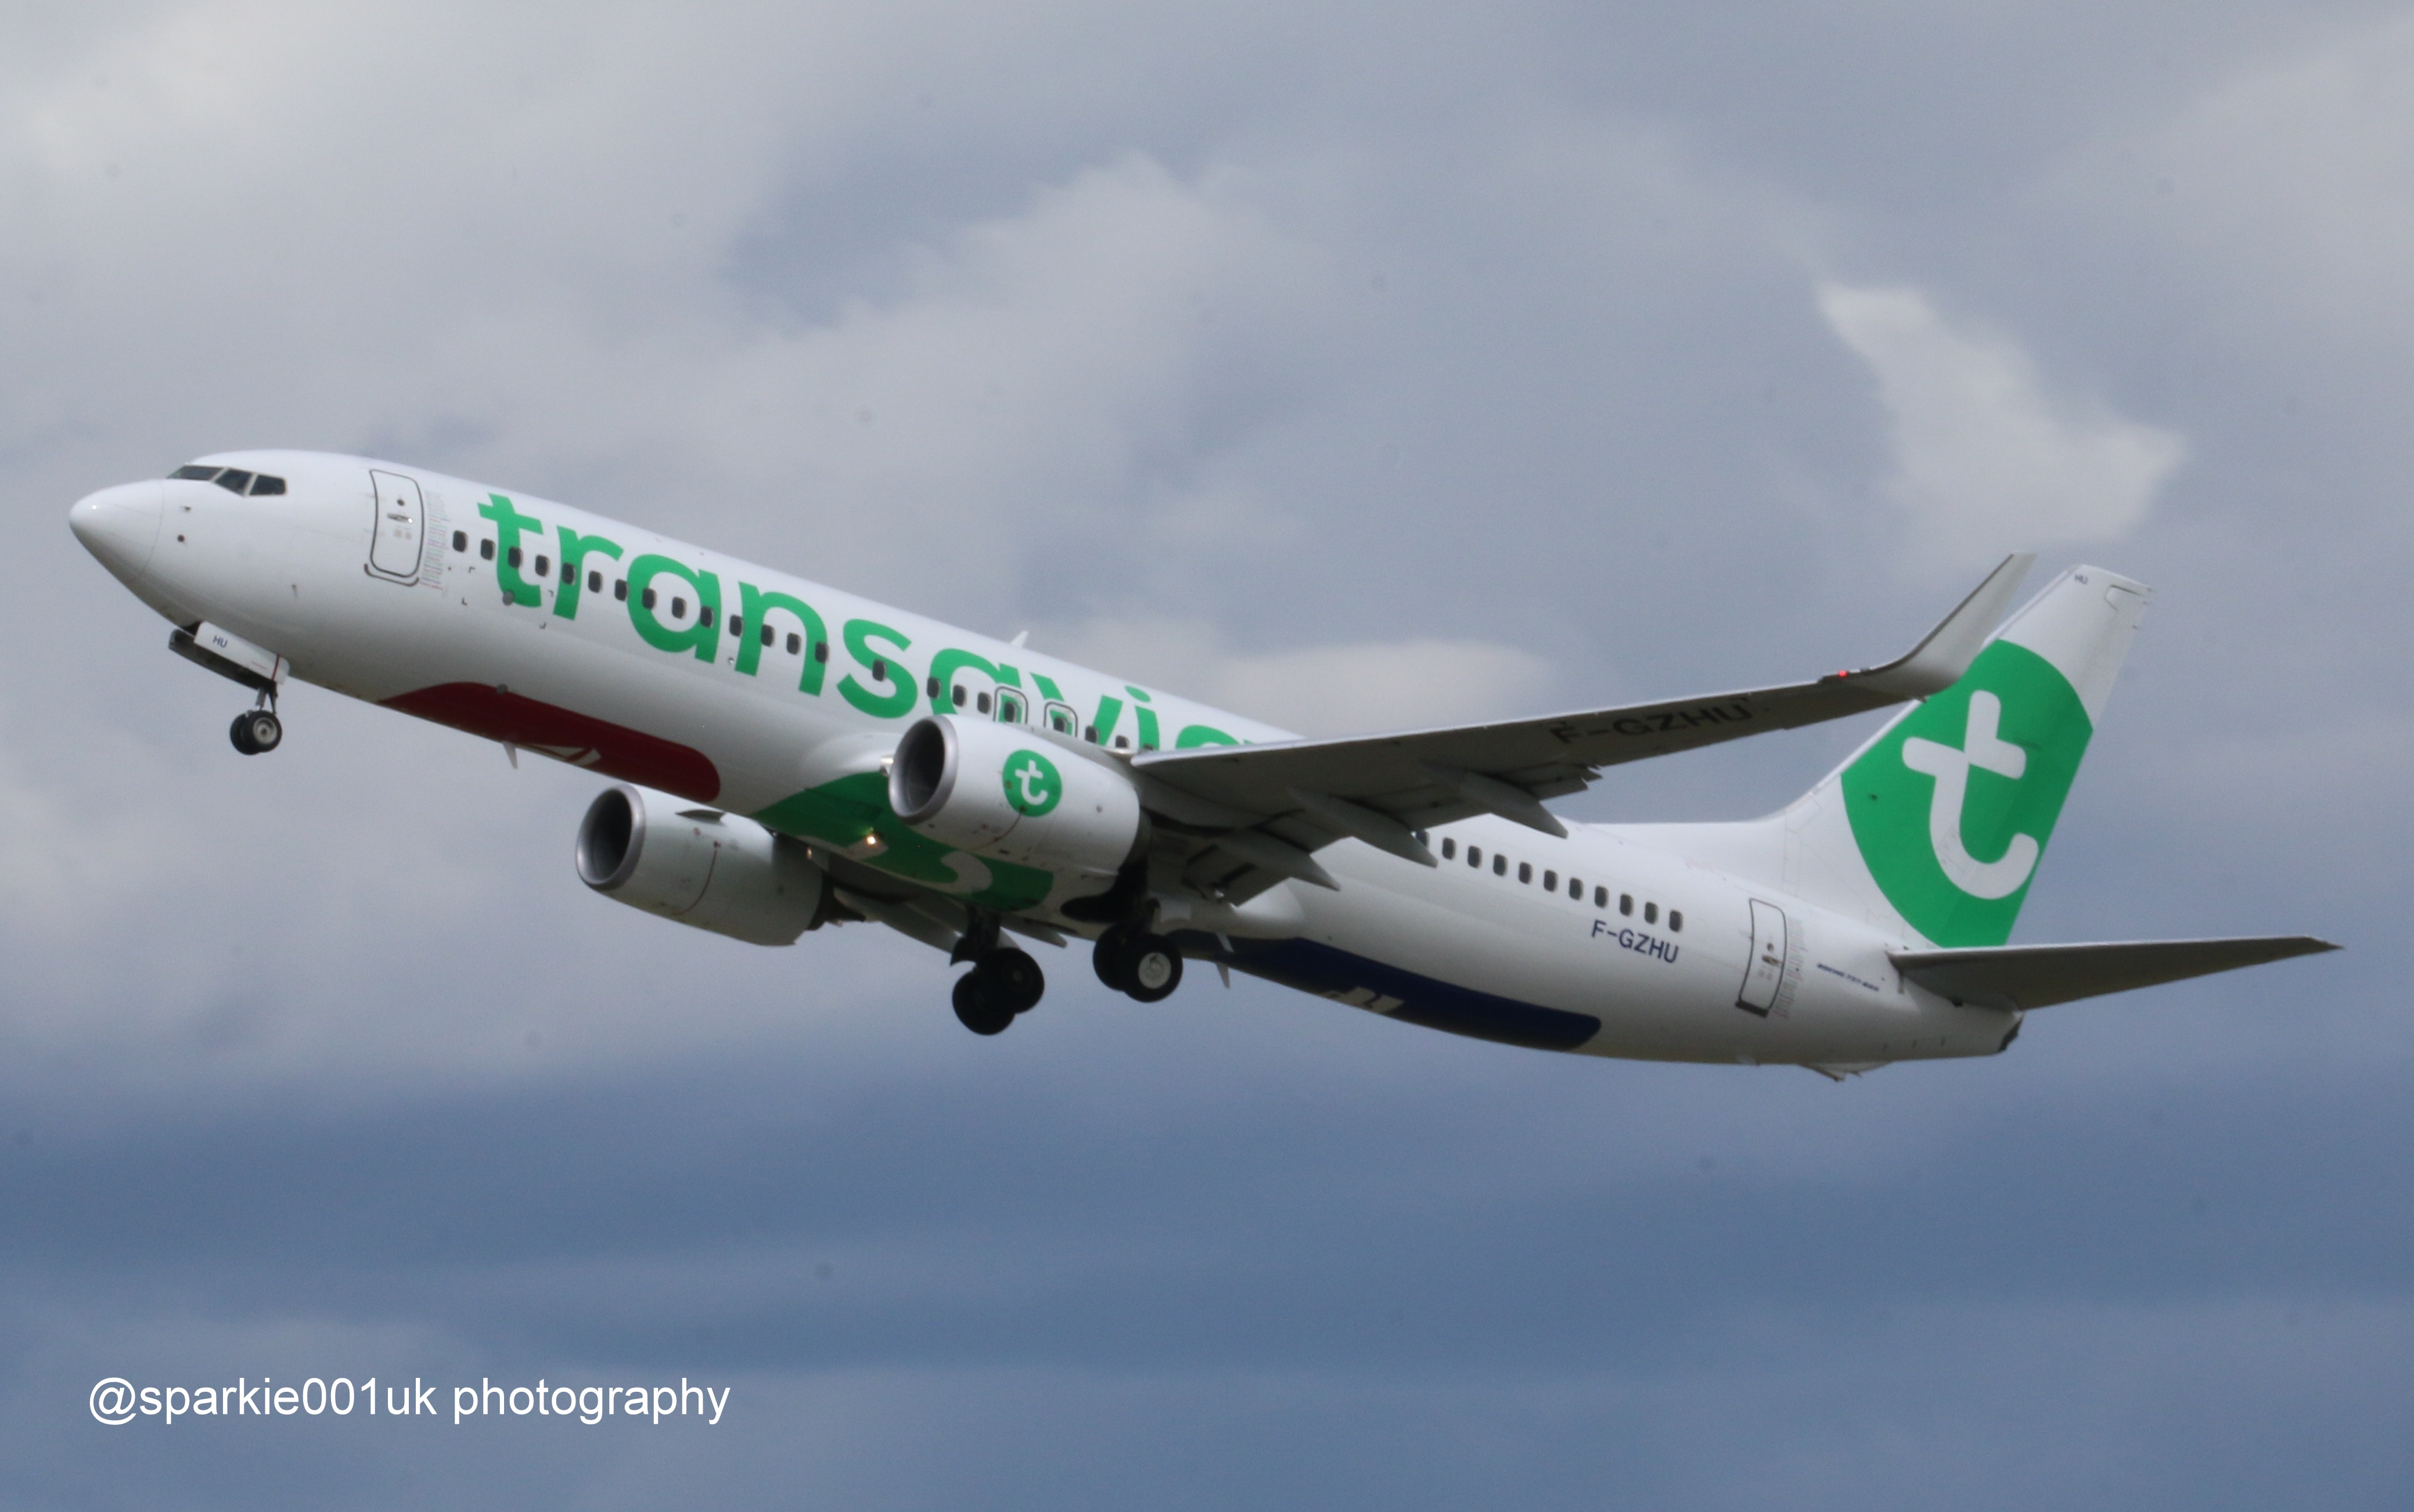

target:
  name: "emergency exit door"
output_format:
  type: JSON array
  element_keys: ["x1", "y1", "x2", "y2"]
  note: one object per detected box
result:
[
  {"x1": 368, "y1": 469, "x2": 426, "y2": 581},
  {"x1": 1737, "y1": 898, "x2": 1789, "y2": 1016}
]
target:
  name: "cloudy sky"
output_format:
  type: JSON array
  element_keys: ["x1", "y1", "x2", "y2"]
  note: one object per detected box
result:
[{"x1": 3, "y1": 2, "x2": 2407, "y2": 1505}]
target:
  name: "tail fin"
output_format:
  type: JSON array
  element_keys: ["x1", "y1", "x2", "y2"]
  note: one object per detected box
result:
[{"x1": 1780, "y1": 566, "x2": 2151, "y2": 946}]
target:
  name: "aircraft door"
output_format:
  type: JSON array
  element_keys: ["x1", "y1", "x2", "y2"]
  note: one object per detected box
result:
[
  {"x1": 368, "y1": 469, "x2": 426, "y2": 581},
  {"x1": 1737, "y1": 898, "x2": 1788, "y2": 1016},
  {"x1": 994, "y1": 688, "x2": 1027, "y2": 725}
]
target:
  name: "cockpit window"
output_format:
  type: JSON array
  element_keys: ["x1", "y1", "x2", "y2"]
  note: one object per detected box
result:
[{"x1": 169, "y1": 465, "x2": 286, "y2": 495}]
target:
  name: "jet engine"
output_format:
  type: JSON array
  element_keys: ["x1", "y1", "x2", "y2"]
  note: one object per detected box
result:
[
  {"x1": 888, "y1": 715, "x2": 1143, "y2": 882},
  {"x1": 575, "y1": 783, "x2": 830, "y2": 945}
]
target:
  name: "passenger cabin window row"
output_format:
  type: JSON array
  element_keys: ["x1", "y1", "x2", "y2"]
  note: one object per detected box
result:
[
  {"x1": 171, "y1": 465, "x2": 286, "y2": 496},
  {"x1": 1430, "y1": 834, "x2": 1681, "y2": 931}
]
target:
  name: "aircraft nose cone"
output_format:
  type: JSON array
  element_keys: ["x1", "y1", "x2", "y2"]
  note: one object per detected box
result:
[{"x1": 69, "y1": 480, "x2": 167, "y2": 582}]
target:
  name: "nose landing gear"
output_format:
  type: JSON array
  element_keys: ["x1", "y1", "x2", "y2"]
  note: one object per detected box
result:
[{"x1": 228, "y1": 691, "x2": 282, "y2": 755}]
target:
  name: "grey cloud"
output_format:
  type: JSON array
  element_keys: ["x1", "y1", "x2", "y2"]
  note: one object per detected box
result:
[{"x1": 0, "y1": 1, "x2": 2402, "y2": 1505}]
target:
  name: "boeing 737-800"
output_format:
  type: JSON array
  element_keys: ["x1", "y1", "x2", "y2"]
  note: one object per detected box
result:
[{"x1": 67, "y1": 452, "x2": 2332, "y2": 1071}]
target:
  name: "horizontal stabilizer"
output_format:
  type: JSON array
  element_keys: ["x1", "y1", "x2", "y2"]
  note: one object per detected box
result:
[{"x1": 1890, "y1": 936, "x2": 2339, "y2": 1012}]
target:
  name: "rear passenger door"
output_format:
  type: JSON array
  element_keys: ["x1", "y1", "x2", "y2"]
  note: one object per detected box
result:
[{"x1": 1736, "y1": 899, "x2": 1789, "y2": 1016}]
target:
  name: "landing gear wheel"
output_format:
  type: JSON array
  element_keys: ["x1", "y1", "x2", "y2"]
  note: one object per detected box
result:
[
  {"x1": 1123, "y1": 935, "x2": 1183, "y2": 1003},
  {"x1": 229, "y1": 709, "x2": 282, "y2": 755},
  {"x1": 980, "y1": 946, "x2": 1046, "y2": 1014},
  {"x1": 1093, "y1": 924, "x2": 1140, "y2": 991},
  {"x1": 952, "y1": 973, "x2": 1014, "y2": 1036}
]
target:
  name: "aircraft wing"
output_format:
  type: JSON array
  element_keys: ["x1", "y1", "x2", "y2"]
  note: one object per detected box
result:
[
  {"x1": 1128, "y1": 554, "x2": 2034, "y2": 900},
  {"x1": 1889, "y1": 936, "x2": 2339, "y2": 1012}
]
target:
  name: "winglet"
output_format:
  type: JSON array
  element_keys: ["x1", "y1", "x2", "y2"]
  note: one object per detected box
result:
[{"x1": 1836, "y1": 553, "x2": 2035, "y2": 699}]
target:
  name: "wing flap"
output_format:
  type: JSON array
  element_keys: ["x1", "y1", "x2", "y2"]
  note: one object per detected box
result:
[{"x1": 1890, "y1": 936, "x2": 2339, "y2": 1011}]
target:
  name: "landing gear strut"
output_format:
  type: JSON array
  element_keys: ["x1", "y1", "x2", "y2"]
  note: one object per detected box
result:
[
  {"x1": 228, "y1": 691, "x2": 283, "y2": 755},
  {"x1": 1093, "y1": 923, "x2": 1183, "y2": 1003},
  {"x1": 953, "y1": 946, "x2": 1045, "y2": 1035}
]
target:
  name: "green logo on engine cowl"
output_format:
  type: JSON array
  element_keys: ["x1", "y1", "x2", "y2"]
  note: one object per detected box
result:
[
  {"x1": 1844, "y1": 639, "x2": 2092, "y2": 948},
  {"x1": 1003, "y1": 750, "x2": 1062, "y2": 818}
]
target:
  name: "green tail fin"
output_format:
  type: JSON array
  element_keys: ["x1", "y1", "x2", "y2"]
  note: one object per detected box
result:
[{"x1": 1804, "y1": 566, "x2": 2150, "y2": 947}]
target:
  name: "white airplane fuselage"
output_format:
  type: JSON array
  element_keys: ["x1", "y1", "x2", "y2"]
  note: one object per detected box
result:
[{"x1": 69, "y1": 450, "x2": 2019, "y2": 1068}]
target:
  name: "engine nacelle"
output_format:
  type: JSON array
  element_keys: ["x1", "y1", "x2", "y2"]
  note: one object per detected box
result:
[
  {"x1": 888, "y1": 715, "x2": 1143, "y2": 881},
  {"x1": 575, "y1": 783, "x2": 829, "y2": 945}
]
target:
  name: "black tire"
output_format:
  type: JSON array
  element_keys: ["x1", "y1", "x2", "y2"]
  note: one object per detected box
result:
[
  {"x1": 238, "y1": 710, "x2": 282, "y2": 754},
  {"x1": 981, "y1": 946, "x2": 1045, "y2": 1013},
  {"x1": 228, "y1": 712, "x2": 259, "y2": 755},
  {"x1": 952, "y1": 973, "x2": 1014, "y2": 1036},
  {"x1": 1092, "y1": 924, "x2": 1137, "y2": 991},
  {"x1": 1123, "y1": 934, "x2": 1183, "y2": 1003}
]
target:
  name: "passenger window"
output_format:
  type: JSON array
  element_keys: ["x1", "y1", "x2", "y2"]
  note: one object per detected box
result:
[
  {"x1": 1467, "y1": 846, "x2": 1482, "y2": 867},
  {"x1": 1544, "y1": 869, "x2": 1557, "y2": 890},
  {"x1": 533, "y1": 555, "x2": 549, "y2": 578},
  {"x1": 171, "y1": 465, "x2": 220, "y2": 481},
  {"x1": 1493, "y1": 855, "x2": 1508, "y2": 876},
  {"x1": 953, "y1": 685, "x2": 967, "y2": 708},
  {"x1": 247, "y1": 474, "x2": 286, "y2": 495},
  {"x1": 562, "y1": 560, "x2": 574, "y2": 584},
  {"x1": 1441, "y1": 838, "x2": 1456, "y2": 860},
  {"x1": 1670, "y1": 911, "x2": 1683, "y2": 932},
  {"x1": 452, "y1": 531, "x2": 467, "y2": 552},
  {"x1": 215, "y1": 470, "x2": 253, "y2": 494},
  {"x1": 814, "y1": 640, "x2": 829, "y2": 663},
  {"x1": 1518, "y1": 862, "x2": 1532, "y2": 884},
  {"x1": 1083, "y1": 725, "x2": 1098, "y2": 743},
  {"x1": 786, "y1": 633, "x2": 801, "y2": 654},
  {"x1": 1113, "y1": 734, "x2": 1130, "y2": 750},
  {"x1": 671, "y1": 596, "x2": 686, "y2": 618},
  {"x1": 588, "y1": 571, "x2": 602, "y2": 593},
  {"x1": 1593, "y1": 886, "x2": 1607, "y2": 908},
  {"x1": 508, "y1": 546, "x2": 522, "y2": 568},
  {"x1": 480, "y1": 539, "x2": 495, "y2": 561},
  {"x1": 926, "y1": 676, "x2": 941, "y2": 699},
  {"x1": 1644, "y1": 902, "x2": 1658, "y2": 924},
  {"x1": 760, "y1": 625, "x2": 775, "y2": 647},
  {"x1": 871, "y1": 659, "x2": 887, "y2": 681},
  {"x1": 728, "y1": 614, "x2": 741, "y2": 636},
  {"x1": 642, "y1": 588, "x2": 657, "y2": 610},
  {"x1": 614, "y1": 579, "x2": 628, "y2": 602},
  {"x1": 1569, "y1": 876, "x2": 1582, "y2": 899},
  {"x1": 1620, "y1": 894, "x2": 1634, "y2": 916},
  {"x1": 977, "y1": 692, "x2": 992, "y2": 714}
]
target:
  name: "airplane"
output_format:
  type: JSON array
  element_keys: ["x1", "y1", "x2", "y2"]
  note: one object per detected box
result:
[{"x1": 66, "y1": 451, "x2": 2334, "y2": 1072}]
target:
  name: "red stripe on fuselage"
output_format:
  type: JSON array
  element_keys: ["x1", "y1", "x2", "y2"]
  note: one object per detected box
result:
[{"x1": 382, "y1": 683, "x2": 719, "y2": 802}]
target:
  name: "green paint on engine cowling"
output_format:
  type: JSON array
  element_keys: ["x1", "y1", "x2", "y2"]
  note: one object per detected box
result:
[{"x1": 750, "y1": 771, "x2": 1056, "y2": 912}]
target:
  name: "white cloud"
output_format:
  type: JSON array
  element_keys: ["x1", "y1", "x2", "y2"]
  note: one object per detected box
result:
[{"x1": 1817, "y1": 282, "x2": 2186, "y2": 569}]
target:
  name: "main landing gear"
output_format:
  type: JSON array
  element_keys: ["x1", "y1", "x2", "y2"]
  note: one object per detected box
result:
[
  {"x1": 1093, "y1": 923, "x2": 1183, "y2": 1003},
  {"x1": 228, "y1": 693, "x2": 283, "y2": 755},
  {"x1": 952, "y1": 946, "x2": 1045, "y2": 1036},
  {"x1": 945, "y1": 913, "x2": 1188, "y2": 1036}
]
